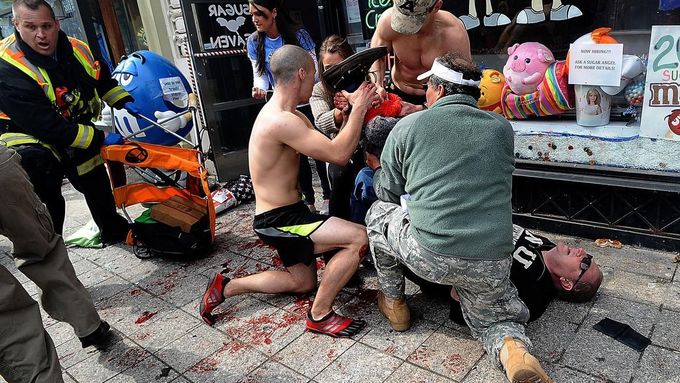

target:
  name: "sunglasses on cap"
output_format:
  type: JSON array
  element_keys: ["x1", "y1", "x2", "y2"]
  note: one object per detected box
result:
[{"x1": 573, "y1": 253, "x2": 593, "y2": 286}]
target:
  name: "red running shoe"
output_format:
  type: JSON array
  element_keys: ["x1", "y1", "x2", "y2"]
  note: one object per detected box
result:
[
  {"x1": 306, "y1": 310, "x2": 366, "y2": 338},
  {"x1": 200, "y1": 272, "x2": 230, "y2": 325}
]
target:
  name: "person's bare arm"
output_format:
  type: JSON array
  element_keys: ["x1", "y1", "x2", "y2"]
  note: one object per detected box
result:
[
  {"x1": 442, "y1": 13, "x2": 472, "y2": 61},
  {"x1": 399, "y1": 101, "x2": 424, "y2": 116},
  {"x1": 370, "y1": 9, "x2": 394, "y2": 99},
  {"x1": 278, "y1": 82, "x2": 377, "y2": 165}
]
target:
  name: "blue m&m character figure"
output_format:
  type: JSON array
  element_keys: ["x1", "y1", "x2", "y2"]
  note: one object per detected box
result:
[{"x1": 109, "y1": 50, "x2": 193, "y2": 146}]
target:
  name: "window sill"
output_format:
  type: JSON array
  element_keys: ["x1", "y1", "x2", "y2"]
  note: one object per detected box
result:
[
  {"x1": 510, "y1": 119, "x2": 639, "y2": 142},
  {"x1": 510, "y1": 119, "x2": 680, "y2": 172}
]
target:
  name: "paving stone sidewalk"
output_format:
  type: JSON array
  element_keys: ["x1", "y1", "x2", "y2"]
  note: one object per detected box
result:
[{"x1": 2, "y1": 181, "x2": 680, "y2": 383}]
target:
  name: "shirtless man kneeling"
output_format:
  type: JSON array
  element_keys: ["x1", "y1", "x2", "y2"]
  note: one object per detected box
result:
[
  {"x1": 200, "y1": 45, "x2": 378, "y2": 338},
  {"x1": 370, "y1": 0, "x2": 471, "y2": 105}
]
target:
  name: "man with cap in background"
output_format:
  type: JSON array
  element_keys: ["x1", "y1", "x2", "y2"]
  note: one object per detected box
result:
[
  {"x1": 365, "y1": 52, "x2": 553, "y2": 383},
  {"x1": 369, "y1": 0, "x2": 471, "y2": 105}
]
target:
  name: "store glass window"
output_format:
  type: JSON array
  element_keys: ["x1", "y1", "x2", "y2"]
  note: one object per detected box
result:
[
  {"x1": 112, "y1": 0, "x2": 148, "y2": 54},
  {"x1": 200, "y1": 55, "x2": 254, "y2": 104},
  {"x1": 0, "y1": 1, "x2": 12, "y2": 39},
  {"x1": 441, "y1": 0, "x2": 680, "y2": 172},
  {"x1": 453, "y1": 1, "x2": 678, "y2": 70},
  {"x1": 348, "y1": 0, "x2": 680, "y2": 171}
]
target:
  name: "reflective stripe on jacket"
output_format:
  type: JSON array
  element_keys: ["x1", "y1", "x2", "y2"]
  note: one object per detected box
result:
[{"x1": 0, "y1": 132, "x2": 61, "y2": 161}]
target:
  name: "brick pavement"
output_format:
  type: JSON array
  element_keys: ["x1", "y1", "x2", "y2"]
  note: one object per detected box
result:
[{"x1": 1, "y1": 182, "x2": 680, "y2": 383}]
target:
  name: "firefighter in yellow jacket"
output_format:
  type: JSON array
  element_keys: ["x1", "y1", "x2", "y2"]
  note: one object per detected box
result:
[{"x1": 0, "y1": 0, "x2": 132, "y2": 243}]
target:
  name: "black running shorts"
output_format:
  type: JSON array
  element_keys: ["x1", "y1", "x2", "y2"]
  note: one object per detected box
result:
[{"x1": 253, "y1": 201, "x2": 330, "y2": 267}]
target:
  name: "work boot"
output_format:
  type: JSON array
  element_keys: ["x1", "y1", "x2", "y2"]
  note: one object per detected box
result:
[
  {"x1": 100, "y1": 215, "x2": 130, "y2": 245},
  {"x1": 377, "y1": 292, "x2": 410, "y2": 331},
  {"x1": 501, "y1": 337, "x2": 553, "y2": 383},
  {"x1": 79, "y1": 321, "x2": 111, "y2": 349}
]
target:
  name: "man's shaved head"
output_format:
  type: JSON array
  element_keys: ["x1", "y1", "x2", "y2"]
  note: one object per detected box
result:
[{"x1": 270, "y1": 45, "x2": 314, "y2": 85}]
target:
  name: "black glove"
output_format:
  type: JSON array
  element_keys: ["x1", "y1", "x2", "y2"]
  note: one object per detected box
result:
[{"x1": 593, "y1": 318, "x2": 651, "y2": 352}]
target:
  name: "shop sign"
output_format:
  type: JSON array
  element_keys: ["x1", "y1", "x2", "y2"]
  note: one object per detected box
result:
[
  {"x1": 568, "y1": 43, "x2": 623, "y2": 86},
  {"x1": 159, "y1": 77, "x2": 188, "y2": 106},
  {"x1": 640, "y1": 25, "x2": 680, "y2": 140},
  {"x1": 359, "y1": 0, "x2": 392, "y2": 40},
  {"x1": 193, "y1": 2, "x2": 254, "y2": 51}
]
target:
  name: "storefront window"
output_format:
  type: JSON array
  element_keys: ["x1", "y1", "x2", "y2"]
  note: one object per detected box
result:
[
  {"x1": 347, "y1": 1, "x2": 680, "y2": 172},
  {"x1": 455, "y1": 1, "x2": 679, "y2": 71},
  {"x1": 201, "y1": 55, "x2": 254, "y2": 103},
  {"x1": 448, "y1": 0, "x2": 679, "y2": 172},
  {"x1": 112, "y1": 0, "x2": 148, "y2": 54},
  {"x1": 451, "y1": 1, "x2": 680, "y2": 172},
  {"x1": 0, "y1": 1, "x2": 12, "y2": 39}
]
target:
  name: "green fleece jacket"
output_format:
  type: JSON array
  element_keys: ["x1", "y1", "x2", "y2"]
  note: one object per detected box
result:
[{"x1": 373, "y1": 94, "x2": 514, "y2": 260}]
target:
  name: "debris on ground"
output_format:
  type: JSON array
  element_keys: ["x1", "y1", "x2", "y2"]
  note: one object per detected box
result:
[{"x1": 595, "y1": 238, "x2": 623, "y2": 249}]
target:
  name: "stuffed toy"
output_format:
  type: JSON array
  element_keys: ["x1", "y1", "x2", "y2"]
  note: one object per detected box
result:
[
  {"x1": 478, "y1": 69, "x2": 505, "y2": 114},
  {"x1": 108, "y1": 51, "x2": 193, "y2": 146},
  {"x1": 501, "y1": 61, "x2": 574, "y2": 119},
  {"x1": 570, "y1": 29, "x2": 645, "y2": 97},
  {"x1": 501, "y1": 42, "x2": 574, "y2": 119},
  {"x1": 503, "y1": 42, "x2": 555, "y2": 95}
]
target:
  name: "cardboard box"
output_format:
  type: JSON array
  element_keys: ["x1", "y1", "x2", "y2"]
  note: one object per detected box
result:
[
  {"x1": 151, "y1": 196, "x2": 206, "y2": 232},
  {"x1": 169, "y1": 195, "x2": 205, "y2": 214}
]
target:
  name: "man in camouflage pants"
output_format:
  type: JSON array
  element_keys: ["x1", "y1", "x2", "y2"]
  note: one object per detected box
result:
[{"x1": 365, "y1": 52, "x2": 552, "y2": 383}]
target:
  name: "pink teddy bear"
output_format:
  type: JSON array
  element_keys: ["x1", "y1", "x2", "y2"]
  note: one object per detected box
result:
[{"x1": 503, "y1": 42, "x2": 555, "y2": 95}]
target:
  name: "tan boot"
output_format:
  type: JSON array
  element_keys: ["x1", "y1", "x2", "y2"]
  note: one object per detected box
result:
[
  {"x1": 501, "y1": 337, "x2": 553, "y2": 383},
  {"x1": 377, "y1": 292, "x2": 411, "y2": 331}
]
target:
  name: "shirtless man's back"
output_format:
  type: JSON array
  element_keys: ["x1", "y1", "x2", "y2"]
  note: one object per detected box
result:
[
  {"x1": 200, "y1": 45, "x2": 379, "y2": 339},
  {"x1": 248, "y1": 106, "x2": 314, "y2": 214},
  {"x1": 370, "y1": 0, "x2": 471, "y2": 102}
]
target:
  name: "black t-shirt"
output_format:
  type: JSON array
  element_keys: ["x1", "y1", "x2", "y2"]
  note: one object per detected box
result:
[
  {"x1": 507, "y1": 225, "x2": 557, "y2": 320},
  {"x1": 406, "y1": 225, "x2": 558, "y2": 325}
]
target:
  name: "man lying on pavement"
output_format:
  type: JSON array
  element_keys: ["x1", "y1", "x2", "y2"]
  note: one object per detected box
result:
[{"x1": 405, "y1": 224, "x2": 604, "y2": 325}]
